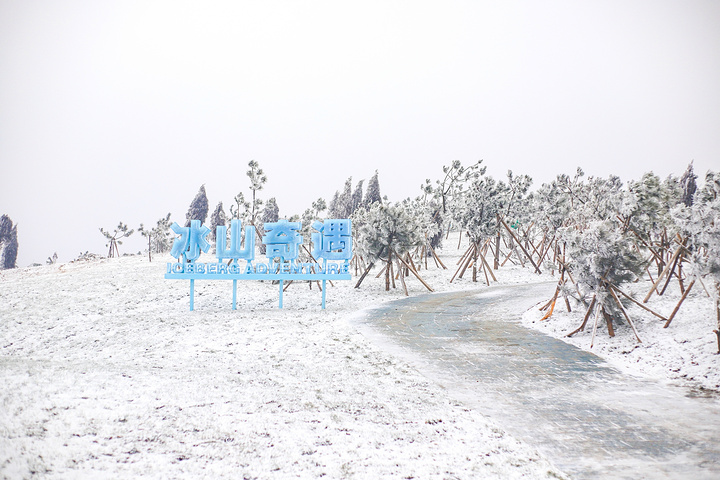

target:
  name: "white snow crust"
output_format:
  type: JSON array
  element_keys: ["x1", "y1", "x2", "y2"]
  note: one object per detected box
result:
[{"x1": 2, "y1": 233, "x2": 717, "y2": 479}]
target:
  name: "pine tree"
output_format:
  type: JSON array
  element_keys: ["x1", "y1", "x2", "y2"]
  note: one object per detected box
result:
[
  {"x1": 328, "y1": 191, "x2": 340, "y2": 219},
  {"x1": 351, "y1": 180, "x2": 364, "y2": 215},
  {"x1": 100, "y1": 222, "x2": 134, "y2": 258},
  {"x1": 673, "y1": 170, "x2": 720, "y2": 350},
  {"x1": 185, "y1": 185, "x2": 209, "y2": 226},
  {"x1": 1, "y1": 222, "x2": 18, "y2": 269},
  {"x1": 247, "y1": 160, "x2": 267, "y2": 226},
  {"x1": 0, "y1": 214, "x2": 11, "y2": 241},
  {"x1": 365, "y1": 171, "x2": 382, "y2": 206},
  {"x1": 354, "y1": 201, "x2": 427, "y2": 290},
  {"x1": 262, "y1": 197, "x2": 279, "y2": 224},
  {"x1": 209, "y1": 202, "x2": 227, "y2": 243},
  {"x1": 680, "y1": 162, "x2": 698, "y2": 207},
  {"x1": 329, "y1": 177, "x2": 353, "y2": 218}
]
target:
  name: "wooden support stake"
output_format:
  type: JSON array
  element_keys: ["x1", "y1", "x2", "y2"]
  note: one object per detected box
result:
[
  {"x1": 479, "y1": 250, "x2": 498, "y2": 282},
  {"x1": 500, "y1": 218, "x2": 542, "y2": 274},
  {"x1": 393, "y1": 248, "x2": 434, "y2": 292},
  {"x1": 355, "y1": 261, "x2": 375, "y2": 289},
  {"x1": 644, "y1": 246, "x2": 682, "y2": 303},
  {"x1": 567, "y1": 295, "x2": 596, "y2": 337},
  {"x1": 604, "y1": 280, "x2": 667, "y2": 322},
  {"x1": 664, "y1": 280, "x2": 695, "y2": 328},
  {"x1": 607, "y1": 284, "x2": 642, "y2": 343}
]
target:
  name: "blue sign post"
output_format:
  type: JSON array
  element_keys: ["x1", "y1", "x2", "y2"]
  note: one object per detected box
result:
[{"x1": 165, "y1": 219, "x2": 352, "y2": 310}]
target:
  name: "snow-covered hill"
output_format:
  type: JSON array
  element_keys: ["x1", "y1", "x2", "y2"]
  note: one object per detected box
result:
[
  {"x1": 0, "y1": 252, "x2": 566, "y2": 479},
  {"x1": 1, "y1": 233, "x2": 717, "y2": 478}
]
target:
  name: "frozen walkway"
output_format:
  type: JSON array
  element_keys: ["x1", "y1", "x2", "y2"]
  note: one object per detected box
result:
[{"x1": 356, "y1": 283, "x2": 720, "y2": 479}]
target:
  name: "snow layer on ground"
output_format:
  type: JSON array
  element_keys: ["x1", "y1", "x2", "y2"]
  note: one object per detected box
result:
[
  {"x1": 0, "y1": 247, "x2": 567, "y2": 479},
  {"x1": 2, "y1": 231, "x2": 718, "y2": 479},
  {"x1": 521, "y1": 276, "x2": 720, "y2": 394}
]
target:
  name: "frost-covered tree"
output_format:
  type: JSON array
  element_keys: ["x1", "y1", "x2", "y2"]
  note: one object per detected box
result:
[
  {"x1": 0, "y1": 215, "x2": 18, "y2": 269},
  {"x1": 353, "y1": 201, "x2": 427, "y2": 290},
  {"x1": 139, "y1": 213, "x2": 174, "y2": 262},
  {"x1": 185, "y1": 185, "x2": 209, "y2": 226},
  {"x1": 0, "y1": 214, "x2": 12, "y2": 240},
  {"x1": 351, "y1": 180, "x2": 364, "y2": 214},
  {"x1": 672, "y1": 170, "x2": 720, "y2": 350},
  {"x1": 262, "y1": 197, "x2": 279, "y2": 224},
  {"x1": 327, "y1": 191, "x2": 339, "y2": 219},
  {"x1": 433, "y1": 160, "x2": 485, "y2": 215},
  {"x1": 561, "y1": 220, "x2": 646, "y2": 342},
  {"x1": 329, "y1": 177, "x2": 353, "y2": 218},
  {"x1": 530, "y1": 179, "x2": 573, "y2": 234},
  {"x1": 230, "y1": 160, "x2": 267, "y2": 227},
  {"x1": 451, "y1": 173, "x2": 506, "y2": 281},
  {"x1": 246, "y1": 160, "x2": 267, "y2": 225},
  {"x1": 364, "y1": 170, "x2": 382, "y2": 207},
  {"x1": 300, "y1": 198, "x2": 327, "y2": 240},
  {"x1": 680, "y1": 162, "x2": 698, "y2": 207},
  {"x1": 100, "y1": 222, "x2": 134, "y2": 258},
  {"x1": 209, "y1": 202, "x2": 227, "y2": 244}
]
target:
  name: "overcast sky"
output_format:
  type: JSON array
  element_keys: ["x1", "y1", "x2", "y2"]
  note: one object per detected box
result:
[{"x1": 1, "y1": 0, "x2": 719, "y2": 266}]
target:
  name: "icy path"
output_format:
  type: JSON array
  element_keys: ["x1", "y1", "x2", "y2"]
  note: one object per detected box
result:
[{"x1": 356, "y1": 282, "x2": 720, "y2": 480}]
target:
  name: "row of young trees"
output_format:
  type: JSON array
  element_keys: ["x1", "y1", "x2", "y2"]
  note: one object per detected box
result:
[
  {"x1": 96, "y1": 159, "x2": 719, "y2": 350},
  {"x1": 347, "y1": 161, "x2": 719, "y2": 351}
]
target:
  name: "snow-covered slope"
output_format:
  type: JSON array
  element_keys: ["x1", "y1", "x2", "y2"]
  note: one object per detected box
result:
[
  {"x1": 2, "y1": 232, "x2": 717, "y2": 479},
  {"x1": 0, "y1": 253, "x2": 566, "y2": 479}
]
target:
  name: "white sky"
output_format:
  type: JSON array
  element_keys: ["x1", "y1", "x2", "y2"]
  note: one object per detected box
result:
[{"x1": 1, "y1": 0, "x2": 719, "y2": 266}]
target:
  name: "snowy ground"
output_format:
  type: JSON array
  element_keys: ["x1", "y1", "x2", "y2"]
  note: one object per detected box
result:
[
  {"x1": 0, "y1": 246, "x2": 564, "y2": 479},
  {"x1": 521, "y1": 269, "x2": 720, "y2": 395},
  {"x1": 1, "y1": 233, "x2": 718, "y2": 479}
]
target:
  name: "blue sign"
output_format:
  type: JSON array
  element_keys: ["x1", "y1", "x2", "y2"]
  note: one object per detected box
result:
[{"x1": 165, "y1": 218, "x2": 352, "y2": 310}]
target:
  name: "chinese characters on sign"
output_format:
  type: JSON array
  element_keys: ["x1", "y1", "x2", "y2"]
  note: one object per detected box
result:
[{"x1": 165, "y1": 219, "x2": 352, "y2": 310}]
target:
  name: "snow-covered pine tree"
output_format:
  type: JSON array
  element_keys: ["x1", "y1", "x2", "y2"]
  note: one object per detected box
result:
[
  {"x1": 351, "y1": 180, "x2": 364, "y2": 215},
  {"x1": 0, "y1": 214, "x2": 11, "y2": 240},
  {"x1": 246, "y1": 160, "x2": 267, "y2": 226},
  {"x1": 672, "y1": 170, "x2": 720, "y2": 351},
  {"x1": 0, "y1": 218, "x2": 18, "y2": 269},
  {"x1": 300, "y1": 198, "x2": 327, "y2": 240},
  {"x1": 680, "y1": 162, "x2": 698, "y2": 207},
  {"x1": 327, "y1": 191, "x2": 340, "y2": 220},
  {"x1": 434, "y1": 160, "x2": 485, "y2": 215},
  {"x1": 185, "y1": 185, "x2": 209, "y2": 226},
  {"x1": 139, "y1": 213, "x2": 173, "y2": 262},
  {"x1": 209, "y1": 202, "x2": 227, "y2": 243},
  {"x1": 329, "y1": 177, "x2": 353, "y2": 218},
  {"x1": 257, "y1": 197, "x2": 280, "y2": 255},
  {"x1": 353, "y1": 201, "x2": 428, "y2": 291},
  {"x1": 624, "y1": 172, "x2": 683, "y2": 277},
  {"x1": 364, "y1": 171, "x2": 382, "y2": 207},
  {"x1": 230, "y1": 192, "x2": 248, "y2": 220},
  {"x1": 100, "y1": 222, "x2": 134, "y2": 258},
  {"x1": 561, "y1": 219, "x2": 646, "y2": 344},
  {"x1": 451, "y1": 173, "x2": 505, "y2": 282},
  {"x1": 262, "y1": 198, "x2": 279, "y2": 224},
  {"x1": 530, "y1": 179, "x2": 573, "y2": 235}
]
